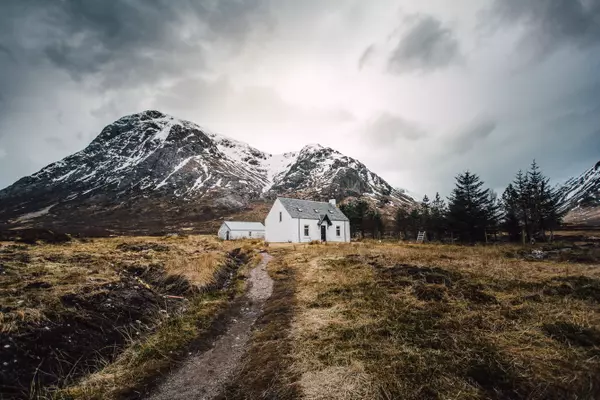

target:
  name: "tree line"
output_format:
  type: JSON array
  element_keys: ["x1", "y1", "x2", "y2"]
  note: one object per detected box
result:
[
  {"x1": 339, "y1": 199, "x2": 385, "y2": 239},
  {"x1": 341, "y1": 160, "x2": 565, "y2": 243}
]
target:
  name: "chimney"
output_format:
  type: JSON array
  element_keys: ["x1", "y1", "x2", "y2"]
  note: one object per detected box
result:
[{"x1": 329, "y1": 199, "x2": 336, "y2": 207}]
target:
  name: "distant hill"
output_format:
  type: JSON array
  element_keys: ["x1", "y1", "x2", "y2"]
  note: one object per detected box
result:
[{"x1": 558, "y1": 160, "x2": 600, "y2": 226}]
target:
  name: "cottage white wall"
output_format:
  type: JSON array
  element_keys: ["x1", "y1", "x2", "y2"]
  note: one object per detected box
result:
[
  {"x1": 217, "y1": 223, "x2": 229, "y2": 240},
  {"x1": 218, "y1": 223, "x2": 264, "y2": 240},
  {"x1": 228, "y1": 230, "x2": 264, "y2": 240},
  {"x1": 327, "y1": 220, "x2": 350, "y2": 243},
  {"x1": 265, "y1": 199, "x2": 297, "y2": 242},
  {"x1": 297, "y1": 218, "x2": 320, "y2": 242},
  {"x1": 295, "y1": 219, "x2": 350, "y2": 243},
  {"x1": 345, "y1": 221, "x2": 350, "y2": 242},
  {"x1": 265, "y1": 199, "x2": 351, "y2": 243}
]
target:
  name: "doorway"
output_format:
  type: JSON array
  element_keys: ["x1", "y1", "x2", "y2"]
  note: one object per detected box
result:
[
  {"x1": 226, "y1": 231, "x2": 230, "y2": 240},
  {"x1": 320, "y1": 225, "x2": 326, "y2": 242}
]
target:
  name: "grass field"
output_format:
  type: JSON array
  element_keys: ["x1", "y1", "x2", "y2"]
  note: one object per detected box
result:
[
  {"x1": 0, "y1": 235, "x2": 259, "y2": 399},
  {"x1": 230, "y1": 241, "x2": 600, "y2": 400},
  {"x1": 3, "y1": 235, "x2": 600, "y2": 399}
]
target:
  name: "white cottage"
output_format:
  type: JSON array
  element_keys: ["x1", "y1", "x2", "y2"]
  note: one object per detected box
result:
[
  {"x1": 265, "y1": 197, "x2": 350, "y2": 243},
  {"x1": 218, "y1": 221, "x2": 265, "y2": 240}
]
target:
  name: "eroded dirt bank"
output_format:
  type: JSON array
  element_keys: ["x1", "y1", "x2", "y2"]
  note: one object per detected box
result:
[{"x1": 0, "y1": 236, "x2": 247, "y2": 399}]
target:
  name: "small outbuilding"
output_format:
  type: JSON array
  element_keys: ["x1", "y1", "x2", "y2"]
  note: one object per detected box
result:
[
  {"x1": 265, "y1": 197, "x2": 350, "y2": 243},
  {"x1": 218, "y1": 221, "x2": 265, "y2": 240}
]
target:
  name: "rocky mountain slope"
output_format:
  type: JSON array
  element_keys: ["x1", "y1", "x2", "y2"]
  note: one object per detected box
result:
[
  {"x1": 558, "y1": 160, "x2": 600, "y2": 226},
  {"x1": 0, "y1": 111, "x2": 414, "y2": 235}
]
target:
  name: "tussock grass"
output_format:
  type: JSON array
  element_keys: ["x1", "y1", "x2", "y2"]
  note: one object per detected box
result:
[
  {"x1": 164, "y1": 251, "x2": 224, "y2": 285},
  {"x1": 282, "y1": 242, "x2": 600, "y2": 399},
  {"x1": 0, "y1": 235, "x2": 257, "y2": 399},
  {"x1": 0, "y1": 236, "x2": 228, "y2": 333}
]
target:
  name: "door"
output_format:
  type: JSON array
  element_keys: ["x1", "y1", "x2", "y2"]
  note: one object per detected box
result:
[
  {"x1": 226, "y1": 231, "x2": 230, "y2": 240},
  {"x1": 321, "y1": 225, "x2": 326, "y2": 242}
]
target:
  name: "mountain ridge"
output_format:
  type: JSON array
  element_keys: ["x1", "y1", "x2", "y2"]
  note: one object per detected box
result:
[
  {"x1": 558, "y1": 160, "x2": 600, "y2": 226},
  {"x1": 0, "y1": 110, "x2": 415, "y2": 235}
]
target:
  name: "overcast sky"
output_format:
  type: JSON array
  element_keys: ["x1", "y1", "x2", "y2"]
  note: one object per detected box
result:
[{"x1": 1, "y1": 0, "x2": 600, "y2": 198}]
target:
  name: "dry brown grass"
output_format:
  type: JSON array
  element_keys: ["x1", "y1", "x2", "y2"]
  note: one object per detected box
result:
[
  {"x1": 8, "y1": 237, "x2": 598, "y2": 399},
  {"x1": 164, "y1": 251, "x2": 224, "y2": 284},
  {"x1": 277, "y1": 241, "x2": 600, "y2": 400},
  {"x1": 0, "y1": 235, "x2": 232, "y2": 333},
  {"x1": 0, "y1": 235, "x2": 260, "y2": 399}
]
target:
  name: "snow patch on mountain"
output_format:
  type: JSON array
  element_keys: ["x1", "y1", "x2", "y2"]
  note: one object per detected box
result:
[
  {"x1": 557, "y1": 160, "x2": 600, "y2": 225},
  {"x1": 156, "y1": 156, "x2": 194, "y2": 189},
  {"x1": 0, "y1": 110, "x2": 417, "y2": 223},
  {"x1": 558, "y1": 161, "x2": 600, "y2": 212},
  {"x1": 15, "y1": 204, "x2": 56, "y2": 222},
  {"x1": 261, "y1": 152, "x2": 299, "y2": 190}
]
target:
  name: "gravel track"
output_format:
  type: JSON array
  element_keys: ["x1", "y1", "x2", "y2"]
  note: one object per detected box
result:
[{"x1": 146, "y1": 253, "x2": 273, "y2": 400}]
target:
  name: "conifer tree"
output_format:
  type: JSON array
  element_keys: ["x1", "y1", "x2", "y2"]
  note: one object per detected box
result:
[
  {"x1": 394, "y1": 207, "x2": 410, "y2": 239},
  {"x1": 409, "y1": 208, "x2": 421, "y2": 239},
  {"x1": 514, "y1": 169, "x2": 531, "y2": 239},
  {"x1": 539, "y1": 178, "x2": 563, "y2": 237},
  {"x1": 339, "y1": 200, "x2": 368, "y2": 237},
  {"x1": 420, "y1": 195, "x2": 431, "y2": 233},
  {"x1": 447, "y1": 171, "x2": 494, "y2": 242},
  {"x1": 485, "y1": 190, "x2": 501, "y2": 241},
  {"x1": 501, "y1": 160, "x2": 565, "y2": 242},
  {"x1": 501, "y1": 183, "x2": 522, "y2": 242},
  {"x1": 527, "y1": 160, "x2": 544, "y2": 236},
  {"x1": 366, "y1": 208, "x2": 384, "y2": 238},
  {"x1": 430, "y1": 192, "x2": 447, "y2": 240}
]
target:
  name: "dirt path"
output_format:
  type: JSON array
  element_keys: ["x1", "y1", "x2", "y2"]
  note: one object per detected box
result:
[{"x1": 146, "y1": 252, "x2": 274, "y2": 400}]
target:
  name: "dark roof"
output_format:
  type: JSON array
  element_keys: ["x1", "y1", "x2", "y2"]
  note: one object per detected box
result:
[
  {"x1": 318, "y1": 214, "x2": 333, "y2": 226},
  {"x1": 278, "y1": 197, "x2": 349, "y2": 221}
]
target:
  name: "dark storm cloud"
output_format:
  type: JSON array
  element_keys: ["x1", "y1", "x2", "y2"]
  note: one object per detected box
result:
[
  {"x1": 0, "y1": 45, "x2": 14, "y2": 61},
  {"x1": 490, "y1": 0, "x2": 600, "y2": 57},
  {"x1": 451, "y1": 117, "x2": 497, "y2": 154},
  {"x1": 0, "y1": 0, "x2": 272, "y2": 107},
  {"x1": 0, "y1": 0, "x2": 272, "y2": 187},
  {"x1": 388, "y1": 14, "x2": 461, "y2": 74},
  {"x1": 203, "y1": 0, "x2": 275, "y2": 41},
  {"x1": 40, "y1": 0, "x2": 270, "y2": 86}
]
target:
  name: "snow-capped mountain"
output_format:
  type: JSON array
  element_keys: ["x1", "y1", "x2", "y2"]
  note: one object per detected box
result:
[
  {"x1": 0, "y1": 111, "x2": 414, "y2": 234},
  {"x1": 558, "y1": 160, "x2": 600, "y2": 225}
]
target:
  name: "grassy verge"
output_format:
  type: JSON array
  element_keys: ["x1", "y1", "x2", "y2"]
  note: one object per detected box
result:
[
  {"x1": 284, "y1": 242, "x2": 600, "y2": 399},
  {"x1": 218, "y1": 248, "x2": 301, "y2": 400}
]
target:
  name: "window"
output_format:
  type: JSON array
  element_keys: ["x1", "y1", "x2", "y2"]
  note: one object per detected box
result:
[
  {"x1": 249, "y1": 231, "x2": 252, "y2": 237},
  {"x1": 336, "y1": 226, "x2": 341, "y2": 236},
  {"x1": 279, "y1": 212, "x2": 282, "y2": 222},
  {"x1": 304, "y1": 225, "x2": 309, "y2": 236}
]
